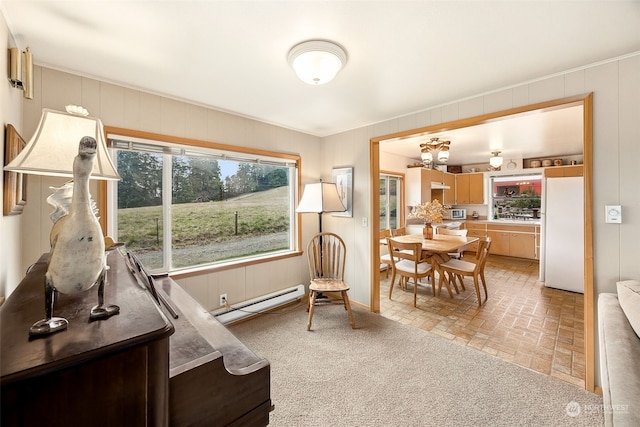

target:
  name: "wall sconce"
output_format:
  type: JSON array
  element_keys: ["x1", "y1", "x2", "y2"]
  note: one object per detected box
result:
[
  {"x1": 8, "y1": 47, "x2": 33, "y2": 99},
  {"x1": 288, "y1": 40, "x2": 347, "y2": 85}
]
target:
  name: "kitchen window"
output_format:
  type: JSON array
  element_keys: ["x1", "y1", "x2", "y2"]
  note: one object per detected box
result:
[
  {"x1": 106, "y1": 131, "x2": 299, "y2": 273},
  {"x1": 490, "y1": 174, "x2": 542, "y2": 221}
]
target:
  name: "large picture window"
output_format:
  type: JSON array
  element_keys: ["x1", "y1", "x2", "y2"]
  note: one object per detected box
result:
[{"x1": 106, "y1": 130, "x2": 300, "y2": 273}]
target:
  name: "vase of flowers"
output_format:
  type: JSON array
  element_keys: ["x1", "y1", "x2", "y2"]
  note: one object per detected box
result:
[{"x1": 408, "y1": 199, "x2": 450, "y2": 239}]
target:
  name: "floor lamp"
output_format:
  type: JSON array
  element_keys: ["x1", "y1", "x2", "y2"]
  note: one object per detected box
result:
[
  {"x1": 297, "y1": 181, "x2": 346, "y2": 292},
  {"x1": 296, "y1": 181, "x2": 346, "y2": 233}
]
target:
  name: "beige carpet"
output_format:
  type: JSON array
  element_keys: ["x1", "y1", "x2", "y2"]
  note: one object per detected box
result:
[{"x1": 229, "y1": 301, "x2": 604, "y2": 427}]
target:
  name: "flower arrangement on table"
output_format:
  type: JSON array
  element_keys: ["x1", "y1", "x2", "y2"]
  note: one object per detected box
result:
[{"x1": 408, "y1": 199, "x2": 451, "y2": 238}]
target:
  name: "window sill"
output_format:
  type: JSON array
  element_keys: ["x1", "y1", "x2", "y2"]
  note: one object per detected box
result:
[{"x1": 170, "y1": 250, "x2": 303, "y2": 280}]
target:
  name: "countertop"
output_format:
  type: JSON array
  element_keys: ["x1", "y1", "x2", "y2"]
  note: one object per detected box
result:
[
  {"x1": 464, "y1": 219, "x2": 541, "y2": 226},
  {"x1": 407, "y1": 219, "x2": 541, "y2": 227}
]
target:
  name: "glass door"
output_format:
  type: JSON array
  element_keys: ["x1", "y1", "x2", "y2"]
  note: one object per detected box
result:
[{"x1": 379, "y1": 174, "x2": 402, "y2": 230}]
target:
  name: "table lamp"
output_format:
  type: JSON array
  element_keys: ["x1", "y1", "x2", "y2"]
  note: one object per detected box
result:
[{"x1": 4, "y1": 105, "x2": 121, "y2": 336}]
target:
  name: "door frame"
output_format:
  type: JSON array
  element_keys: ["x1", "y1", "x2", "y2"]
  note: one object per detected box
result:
[{"x1": 369, "y1": 93, "x2": 594, "y2": 391}]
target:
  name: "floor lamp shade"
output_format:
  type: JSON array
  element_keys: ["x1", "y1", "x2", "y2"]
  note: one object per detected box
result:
[
  {"x1": 296, "y1": 182, "x2": 346, "y2": 213},
  {"x1": 3, "y1": 107, "x2": 120, "y2": 180},
  {"x1": 297, "y1": 182, "x2": 346, "y2": 233}
]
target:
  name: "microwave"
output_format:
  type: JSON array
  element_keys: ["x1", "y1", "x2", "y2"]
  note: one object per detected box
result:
[{"x1": 448, "y1": 209, "x2": 467, "y2": 220}]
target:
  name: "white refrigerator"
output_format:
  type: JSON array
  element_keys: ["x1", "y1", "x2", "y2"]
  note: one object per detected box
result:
[{"x1": 540, "y1": 176, "x2": 584, "y2": 293}]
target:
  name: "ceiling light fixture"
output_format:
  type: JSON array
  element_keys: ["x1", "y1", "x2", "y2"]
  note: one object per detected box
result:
[
  {"x1": 490, "y1": 151, "x2": 504, "y2": 168},
  {"x1": 420, "y1": 138, "x2": 451, "y2": 168},
  {"x1": 288, "y1": 40, "x2": 347, "y2": 85}
]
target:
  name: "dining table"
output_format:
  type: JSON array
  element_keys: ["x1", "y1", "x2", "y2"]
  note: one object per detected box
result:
[{"x1": 389, "y1": 233, "x2": 479, "y2": 298}]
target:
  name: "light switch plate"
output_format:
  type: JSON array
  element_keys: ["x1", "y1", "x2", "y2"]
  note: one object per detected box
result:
[{"x1": 605, "y1": 205, "x2": 622, "y2": 223}]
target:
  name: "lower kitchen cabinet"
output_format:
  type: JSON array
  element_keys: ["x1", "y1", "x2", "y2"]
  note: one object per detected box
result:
[
  {"x1": 487, "y1": 230, "x2": 510, "y2": 256},
  {"x1": 463, "y1": 222, "x2": 539, "y2": 259},
  {"x1": 509, "y1": 232, "x2": 536, "y2": 258}
]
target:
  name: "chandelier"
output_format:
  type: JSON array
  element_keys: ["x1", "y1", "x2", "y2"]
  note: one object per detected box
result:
[{"x1": 420, "y1": 137, "x2": 450, "y2": 167}]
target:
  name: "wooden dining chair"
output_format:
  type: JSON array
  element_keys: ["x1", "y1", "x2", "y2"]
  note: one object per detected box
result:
[
  {"x1": 306, "y1": 232, "x2": 355, "y2": 331},
  {"x1": 392, "y1": 227, "x2": 407, "y2": 237},
  {"x1": 436, "y1": 227, "x2": 468, "y2": 259},
  {"x1": 379, "y1": 229, "x2": 394, "y2": 278},
  {"x1": 387, "y1": 237, "x2": 434, "y2": 307},
  {"x1": 437, "y1": 237, "x2": 492, "y2": 307}
]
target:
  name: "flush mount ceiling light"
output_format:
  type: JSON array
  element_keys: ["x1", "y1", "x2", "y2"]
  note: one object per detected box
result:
[
  {"x1": 420, "y1": 137, "x2": 450, "y2": 167},
  {"x1": 490, "y1": 150, "x2": 504, "y2": 168},
  {"x1": 288, "y1": 40, "x2": 347, "y2": 85}
]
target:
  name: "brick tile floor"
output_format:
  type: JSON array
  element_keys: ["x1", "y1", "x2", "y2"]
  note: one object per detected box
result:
[{"x1": 379, "y1": 254, "x2": 585, "y2": 388}]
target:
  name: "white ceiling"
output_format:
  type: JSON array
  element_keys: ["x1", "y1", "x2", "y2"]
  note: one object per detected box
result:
[
  {"x1": 380, "y1": 103, "x2": 585, "y2": 166},
  {"x1": 2, "y1": 1, "x2": 639, "y2": 164}
]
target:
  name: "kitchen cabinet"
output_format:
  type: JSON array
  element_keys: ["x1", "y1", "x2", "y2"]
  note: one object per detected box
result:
[
  {"x1": 406, "y1": 167, "x2": 431, "y2": 205},
  {"x1": 543, "y1": 165, "x2": 583, "y2": 178},
  {"x1": 486, "y1": 223, "x2": 538, "y2": 259},
  {"x1": 509, "y1": 232, "x2": 536, "y2": 259},
  {"x1": 443, "y1": 172, "x2": 456, "y2": 204},
  {"x1": 487, "y1": 230, "x2": 510, "y2": 256},
  {"x1": 455, "y1": 173, "x2": 484, "y2": 204},
  {"x1": 430, "y1": 169, "x2": 444, "y2": 183},
  {"x1": 406, "y1": 168, "x2": 456, "y2": 206},
  {"x1": 463, "y1": 222, "x2": 539, "y2": 259}
]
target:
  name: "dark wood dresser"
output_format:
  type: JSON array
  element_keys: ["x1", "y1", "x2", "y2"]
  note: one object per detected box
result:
[{"x1": 1, "y1": 250, "x2": 271, "y2": 426}]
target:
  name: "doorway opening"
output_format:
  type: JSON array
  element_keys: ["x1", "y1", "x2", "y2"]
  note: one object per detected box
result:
[{"x1": 370, "y1": 93, "x2": 594, "y2": 391}]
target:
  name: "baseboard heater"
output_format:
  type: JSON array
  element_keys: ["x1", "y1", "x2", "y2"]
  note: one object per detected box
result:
[{"x1": 211, "y1": 284, "x2": 305, "y2": 325}]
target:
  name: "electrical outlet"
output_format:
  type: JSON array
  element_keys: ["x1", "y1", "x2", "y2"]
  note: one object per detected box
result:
[{"x1": 219, "y1": 293, "x2": 228, "y2": 307}]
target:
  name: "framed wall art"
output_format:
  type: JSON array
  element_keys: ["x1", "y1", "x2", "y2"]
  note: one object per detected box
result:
[
  {"x1": 332, "y1": 166, "x2": 353, "y2": 217},
  {"x1": 4, "y1": 124, "x2": 27, "y2": 216}
]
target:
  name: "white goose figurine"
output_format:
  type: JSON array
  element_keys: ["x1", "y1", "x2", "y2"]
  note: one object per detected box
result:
[{"x1": 30, "y1": 136, "x2": 119, "y2": 336}]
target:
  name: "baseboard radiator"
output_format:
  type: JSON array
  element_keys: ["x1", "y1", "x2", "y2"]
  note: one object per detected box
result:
[{"x1": 211, "y1": 284, "x2": 305, "y2": 325}]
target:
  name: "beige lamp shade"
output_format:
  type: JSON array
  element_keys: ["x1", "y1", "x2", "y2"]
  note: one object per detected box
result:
[
  {"x1": 4, "y1": 107, "x2": 120, "y2": 180},
  {"x1": 296, "y1": 182, "x2": 346, "y2": 213}
]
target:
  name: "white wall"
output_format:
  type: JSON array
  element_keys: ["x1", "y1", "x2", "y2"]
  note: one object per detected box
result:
[
  {"x1": 0, "y1": 13, "x2": 25, "y2": 299},
  {"x1": 17, "y1": 66, "x2": 322, "y2": 311}
]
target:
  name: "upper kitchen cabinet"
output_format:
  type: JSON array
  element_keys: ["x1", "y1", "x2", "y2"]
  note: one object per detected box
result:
[
  {"x1": 455, "y1": 173, "x2": 484, "y2": 204},
  {"x1": 443, "y1": 173, "x2": 456, "y2": 205},
  {"x1": 406, "y1": 167, "x2": 456, "y2": 206},
  {"x1": 406, "y1": 167, "x2": 431, "y2": 206}
]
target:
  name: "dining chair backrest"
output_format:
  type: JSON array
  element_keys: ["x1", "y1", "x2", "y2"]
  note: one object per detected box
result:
[
  {"x1": 386, "y1": 238, "x2": 422, "y2": 264},
  {"x1": 433, "y1": 233, "x2": 467, "y2": 243},
  {"x1": 476, "y1": 237, "x2": 492, "y2": 264},
  {"x1": 436, "y1": 227, "x2": 468, "y2": 237},
  {"x1": 392, "y1": 227, "x2": 407, "y2": 237}
]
